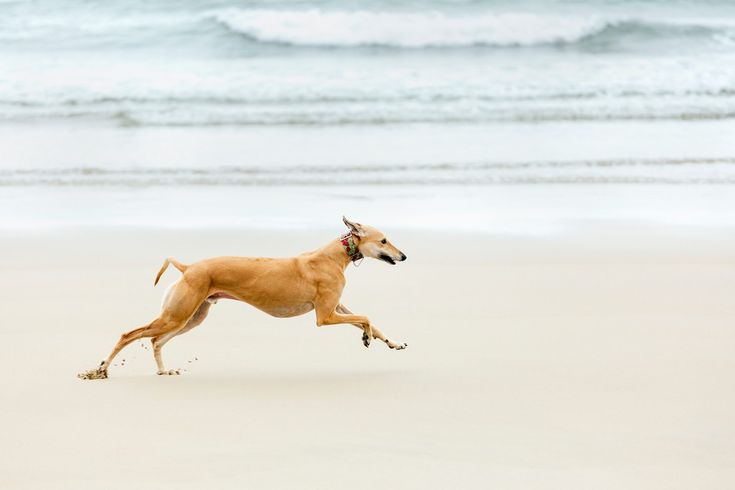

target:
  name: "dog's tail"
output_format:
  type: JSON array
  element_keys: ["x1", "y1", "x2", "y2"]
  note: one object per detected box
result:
[{"x1": 154, "y1": 257, "x2": 188, "y2": 286}]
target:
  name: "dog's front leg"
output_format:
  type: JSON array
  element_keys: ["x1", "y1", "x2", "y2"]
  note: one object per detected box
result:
[
  {"x1": 335, "y1": 303, "x2": 372, "y2": 347},
  {"x1": 338, "y1": 304, "x2": 407, "y2": 350},
  {"x1": 315, "y1": 297, "x2": 373, "y2": 347}
]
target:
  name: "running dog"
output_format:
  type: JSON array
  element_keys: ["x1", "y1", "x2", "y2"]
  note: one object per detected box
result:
[{"x1": 79, "y1": 217, "x2": 407, "y2": 379}]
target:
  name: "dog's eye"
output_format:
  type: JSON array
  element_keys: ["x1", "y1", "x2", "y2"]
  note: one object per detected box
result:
[{"x1": 381, "y1": 238, "x2": 387, "y2": 244}]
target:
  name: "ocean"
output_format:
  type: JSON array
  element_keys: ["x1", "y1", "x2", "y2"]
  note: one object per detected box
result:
[{"x1": 1, "y1": 0, "x2": 735, "y2": 232}]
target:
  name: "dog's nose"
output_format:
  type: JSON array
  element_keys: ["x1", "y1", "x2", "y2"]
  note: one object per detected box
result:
[{"x1": 400, "y1": 253, "x2": 407, "y2": 261}]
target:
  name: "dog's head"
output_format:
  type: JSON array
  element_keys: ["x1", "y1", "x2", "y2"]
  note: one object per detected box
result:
[{"x1": 343, "y1": 216, "x2": 407, "y2": 265}]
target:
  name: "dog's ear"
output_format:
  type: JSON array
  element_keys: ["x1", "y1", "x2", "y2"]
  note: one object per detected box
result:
[{"x1": 342, "y1": 216, "x2": 366, "y2": 237}]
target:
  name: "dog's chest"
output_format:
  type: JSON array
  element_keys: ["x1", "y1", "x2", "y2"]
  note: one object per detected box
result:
[{"x1": 262, "y1": 302, "x2": 314, "y2": 318}]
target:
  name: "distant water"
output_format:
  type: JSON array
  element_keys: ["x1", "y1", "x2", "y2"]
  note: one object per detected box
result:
[
  {"x1": 4, "y1": 158, "x2": 735, "y2": 186},
  {"x1": 2, "y1": 0, "x2": 735, "y2": 127},
  {"x1": 1, "y1": 0, "x2": 735, "y2": 231}
]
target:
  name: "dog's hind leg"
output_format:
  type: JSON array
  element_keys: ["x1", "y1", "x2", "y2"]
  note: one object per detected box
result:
[
  {"x1": 152, "y1": 300, "x2": 213, "y2": 375},
  {"x1": 92, "y1": 277, "x2": 209, "y2": 377},
  {"x1": 337, "y1": 303, "x2": 407, "y2": 350},
  {"x1": 99, "y1": 317, "x2": 183, "y2": 373}
]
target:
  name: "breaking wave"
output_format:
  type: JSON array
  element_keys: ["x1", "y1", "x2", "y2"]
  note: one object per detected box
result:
[
  {"x1": 2, "y1": 4, "x2": 734, "y2": 50},
  {"x1": 209, "y1": 9, "x2": 735, "y2": 48}
]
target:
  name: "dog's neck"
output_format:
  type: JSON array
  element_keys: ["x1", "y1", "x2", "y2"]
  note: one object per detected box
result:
[
  {"x1": 317, "y1": 233, "x2": 363, "y2": 270},
  {"x1": 339, "y1": 232, "x2": 363, "y2": 262}
]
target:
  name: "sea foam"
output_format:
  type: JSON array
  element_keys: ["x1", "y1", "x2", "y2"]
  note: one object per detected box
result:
[
  {"x1": 208, "y1": 9, "x2": 735, "y2": 48},
  {"x1": 209, "y1": 9, "x2": 605, "y2": 48}
]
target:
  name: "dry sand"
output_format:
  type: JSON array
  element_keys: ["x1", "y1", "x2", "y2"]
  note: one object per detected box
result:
[{"x1": 1, "y1": 227, "x2": 734, "y2": 489}]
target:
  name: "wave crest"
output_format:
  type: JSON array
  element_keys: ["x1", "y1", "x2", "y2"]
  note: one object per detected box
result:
[
  {"x1": 208, "y1": 9, "x2": 733, "y2": 48},
  {"x1": 209, "y1": 9, "x2": 609, "y2": 48}
]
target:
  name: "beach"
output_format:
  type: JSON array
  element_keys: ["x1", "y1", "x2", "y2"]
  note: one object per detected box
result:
[
  {"x1": 2, "y1": 226, "x2": 734, "y2": 489},
  {"x1": 2, "y1": 0, "x2": 735, "y2": 486}
]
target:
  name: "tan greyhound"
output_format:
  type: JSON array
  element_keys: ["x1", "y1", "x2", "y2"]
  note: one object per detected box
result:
[{"x1": 79, "y1": 217, "x2": 407, "y2": 379}]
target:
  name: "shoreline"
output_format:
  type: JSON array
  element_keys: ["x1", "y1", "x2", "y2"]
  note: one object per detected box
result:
[{"x1": 3, "y1": 183, "x2": 735, "y2": 234}]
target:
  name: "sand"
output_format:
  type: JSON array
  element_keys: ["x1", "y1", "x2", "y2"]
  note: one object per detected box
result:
[{"x1": 1, "y1": 226, "x2": 734, "y2": 489}]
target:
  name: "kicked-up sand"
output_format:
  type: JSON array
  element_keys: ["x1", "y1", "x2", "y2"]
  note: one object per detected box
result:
[{"x1": 1, "y1": 226, "x2": 734, "y2": 489}]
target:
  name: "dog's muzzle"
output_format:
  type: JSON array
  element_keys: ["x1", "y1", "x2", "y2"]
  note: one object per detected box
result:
[{"x1": 379, "y1": 253, "x2": 406, "y2": 265}]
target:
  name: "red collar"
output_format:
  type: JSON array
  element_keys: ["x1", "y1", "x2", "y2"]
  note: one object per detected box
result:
[{"x1": 340, "y1": 233, "x2": 363, "y2": 261}]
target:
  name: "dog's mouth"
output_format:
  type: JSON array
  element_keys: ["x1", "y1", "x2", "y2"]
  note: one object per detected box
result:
[{"x1": 378, "y1": 254, "x2": 396, "y2": 265}]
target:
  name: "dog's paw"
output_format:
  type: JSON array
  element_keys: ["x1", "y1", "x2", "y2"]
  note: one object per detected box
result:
[
  {"x1": 362, "y1": 333, "x2": 371, "y2": 348},
  {"x1": 157, "y1": 369, "x2": 181, "y2": 376},
  {"x1": 385, "y1": 339, "x2": 408, "y2": 350}
]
